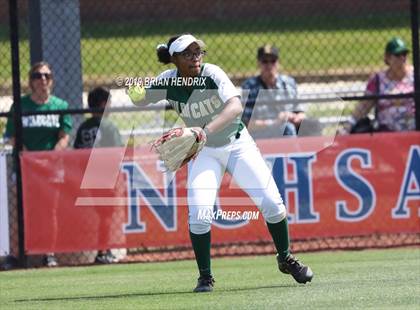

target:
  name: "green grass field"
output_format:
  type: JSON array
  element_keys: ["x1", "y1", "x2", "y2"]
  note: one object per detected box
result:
[
  {"x1": 0, "y1": 28, "x2": 410, "y2": 81},
  {"x1": 0, "y1": 14, "x2": 412, "y2": 83},
  {"x1": 1, "y1": 248, "x2": 419, "y2": 309}
]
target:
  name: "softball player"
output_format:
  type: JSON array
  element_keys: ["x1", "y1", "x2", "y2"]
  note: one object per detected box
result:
[{"x1": 131, "y1": 34, "x2": 313, "y2": 292}]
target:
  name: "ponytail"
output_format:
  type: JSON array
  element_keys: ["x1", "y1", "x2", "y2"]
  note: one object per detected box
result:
[
  {"x1": 156, "y1": 44, "x2": 171, "y2": 64},
  {"x1": 156, "y1": 34, "x2": 188, "y2": 64}
]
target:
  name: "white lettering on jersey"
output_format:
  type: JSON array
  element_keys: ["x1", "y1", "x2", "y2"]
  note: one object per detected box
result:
[
  {"x1": 180, "y1": 102, "x2": 191, "y2": 118},
  {"x1": 21, "y1": 115, "x2": 60, "y2": 128},
  {"x1": 210, "y1": 95, "x2": 222, "y2": 109},
  {"x1": 202, "y1": 99, "x2": 215, "y2": 113},
  {"x1": 81, "y1": 127, "x2": 100, "y2": 146},
  {"x1": 172, "y1": 95, "x2": 223, "y2": 120},
  {"x1": 190, "y1": 102, "x2": 200, "y2": 118}
]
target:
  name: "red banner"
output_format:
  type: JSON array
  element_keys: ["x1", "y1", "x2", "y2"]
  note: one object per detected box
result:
[{"x1": 21, "y1": 132, "x2": 420, "y2": 254}]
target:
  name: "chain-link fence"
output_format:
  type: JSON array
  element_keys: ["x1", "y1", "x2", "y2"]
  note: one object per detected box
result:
[{"x1": 0, "y1": 0, "x2": 419, "y2": 269}]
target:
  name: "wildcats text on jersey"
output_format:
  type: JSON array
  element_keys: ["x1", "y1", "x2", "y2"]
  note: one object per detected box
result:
[
  {"x1": 21, "y1": 115, "x2": 60, "y2": 128},
  {"x1": 170, "y1": 94, "x2": 223, "y2": 119}
]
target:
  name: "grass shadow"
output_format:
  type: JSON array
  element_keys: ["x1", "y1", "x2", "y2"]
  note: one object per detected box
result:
[{"x1": 14, "y1": 283, "x2": 299, "y2": 303}]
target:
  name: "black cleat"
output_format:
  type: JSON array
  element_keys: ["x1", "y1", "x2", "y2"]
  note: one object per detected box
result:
[
  {"x1": 95, "y1": 251, "x2": 118, "y2": 264},
  {"x1": 277, "y1": 254, "x2": 313, "y2": 284},
  {"x1": 193, "y1": 275, "x2": 215, "y2": 293},
  {"x1": 0, "y1": 255, "x2": 18, "y2": 270},
  {"x1": 43, "y1": 254, "x2": 58, "y2": 267}
]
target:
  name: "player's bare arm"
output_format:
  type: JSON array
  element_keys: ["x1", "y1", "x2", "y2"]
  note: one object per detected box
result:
[
  {"x1": 204, "y1": 96, "x2": 243, "y2": 134},
  {"x1": 352, "y1": 99, "x2": 375, "y2": 121},
  {"x1": 341, "y1": 99, "x2": 375, "y2": 133}
]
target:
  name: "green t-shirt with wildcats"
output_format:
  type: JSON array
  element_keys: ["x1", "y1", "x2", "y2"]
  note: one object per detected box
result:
[
  {"x1": 5, "y1": 94, "x2": 73, "y2": 151},
  {"x1": 146, "y1": 63, "x2": 243, "y2": 146}
]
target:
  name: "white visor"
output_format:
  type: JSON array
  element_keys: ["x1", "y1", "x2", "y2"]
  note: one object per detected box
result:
[{"x1": 168, "y1": 34, "x2": 205, "y2": 56}]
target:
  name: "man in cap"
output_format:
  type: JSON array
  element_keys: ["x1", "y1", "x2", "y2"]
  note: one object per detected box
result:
[{"x1": 241, "y1": 44, "x2": 298, "y2": 139}]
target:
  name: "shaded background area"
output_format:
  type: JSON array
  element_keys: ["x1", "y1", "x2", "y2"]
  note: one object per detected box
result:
[{"x1": 0, "y1": 0, "x2": 412, "y2": 96}]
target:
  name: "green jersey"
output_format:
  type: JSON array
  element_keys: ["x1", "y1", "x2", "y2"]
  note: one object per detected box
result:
[
  {"x1": 5, "y1": 94, "x2": 73, "y2": 151},
  {"x1": 147, "y1": 63, "x2": 243, "y2": 147},
  {"x1": 74, "y1": 117, "x2": 123, "y2": 149}
]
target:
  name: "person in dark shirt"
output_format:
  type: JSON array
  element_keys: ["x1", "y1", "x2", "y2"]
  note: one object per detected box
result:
[
  {"x1": 74, "y1": 86, "x2": 123, "y2": 264},
  {"x1": 74, "y1": 87, "x2": 122, "y2": 149}
]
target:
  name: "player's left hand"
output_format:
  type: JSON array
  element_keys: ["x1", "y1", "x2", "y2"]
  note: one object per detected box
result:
[{"x1": 151, "y1": 127, "x2": 207, "y2": 172}]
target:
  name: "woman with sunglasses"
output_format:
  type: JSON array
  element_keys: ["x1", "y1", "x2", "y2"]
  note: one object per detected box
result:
[
  {"x1": 5, "y1": 61, "x2": 72, "y2": 151},
  {"x1": 5, "y1": 61, "x2": 72, "y2": 268},
  {"x1": 345, "y1": 37, "x2": 414, "y2": 133},
  {"x1": 129, "y1": 34, "x2": 313, "y2": 293}
]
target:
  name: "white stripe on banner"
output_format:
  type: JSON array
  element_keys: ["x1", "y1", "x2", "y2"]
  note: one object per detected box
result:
[{"x1": 0, "y1": 152, "x2": 9, "y2": 256}]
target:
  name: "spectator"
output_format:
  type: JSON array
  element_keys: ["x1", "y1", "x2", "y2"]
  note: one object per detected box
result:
[
  {"x1": 4, "y1": 61, "x2": 72, "y2": 268},
  {"x1": 288, "y1": 104, "x2": 323, "y2": 137},
  {"x1": 74, "y1": 86, "x2": 122, "y2": 264},
  {"x1": 241, "y1": 44, "x2": 297, "y2": 139},
  {"x1": 344, "y1": 37, "x2": 414, "y2": 133},
  {"x1": 5, "y1": 62, "x2": 72, "y2": 151},
  {"x1": 74, "y1": 87, "x2": 122, "y2": 149}
]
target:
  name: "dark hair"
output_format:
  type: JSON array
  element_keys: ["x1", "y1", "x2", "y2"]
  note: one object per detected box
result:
[
  {"x1": 88, "y1": 86, "x2": 110, "y2": 109},
  {"x1": 157, "y1": 33, "x2": 192, "y2": 64},
  {"x1": 29, "y1": 61, "x2": 53, "y2": 80}
]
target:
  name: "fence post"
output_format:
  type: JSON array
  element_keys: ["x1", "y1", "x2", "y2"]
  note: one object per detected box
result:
[
  {"x1": 28, "y1": 0, "x2": 83, "y2": 109},
  {"x1": 8, "y1": 0, "x2": 26, "y2": 267},
  {"x1": 411, "y1": 0, "x2": 420, "y2": 130}
]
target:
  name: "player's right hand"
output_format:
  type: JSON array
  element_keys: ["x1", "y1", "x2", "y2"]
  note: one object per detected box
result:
[{"x1": 127, "y1": 84, "x2": 146, "y2": 105}]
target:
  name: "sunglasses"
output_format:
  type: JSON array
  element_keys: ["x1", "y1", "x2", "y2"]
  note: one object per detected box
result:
[
  {"x1": 31, "y1": 72, "x2": 52, "y2": 80},
  {"x1": 178, "y1": 50, "x2": 206, "y2": 61},
  {"x1": 260, "y1": 59, "x2": 277, "y2": 64},
  {"x1": 393, "y1": 52, "x2": 408, "y2": 57}
]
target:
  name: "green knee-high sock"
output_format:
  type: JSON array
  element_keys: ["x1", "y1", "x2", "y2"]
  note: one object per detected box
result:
[
  {"x1": 189, "y1": 231, "x2": 212, "y2": 277},
  {"x1": 266, "y1": 218, "x2": 290, "y2": 261}
]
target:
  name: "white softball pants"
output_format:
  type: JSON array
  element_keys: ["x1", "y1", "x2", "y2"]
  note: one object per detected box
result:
[{"x1": 188, "y1": 128, "x2": 286, "y2": 234}]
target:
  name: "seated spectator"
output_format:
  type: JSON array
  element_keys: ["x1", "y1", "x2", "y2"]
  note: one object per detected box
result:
[
  {"x1": 343, "y1": 37, "x2": 414, "y2": 134},
  {"x1": 4, "y1": 61, "x2": 72, "y2": 268},
  {"x1": 241, "y1": 44, "x2": 297, "y2": 139},
  {"x1": 288, "y1": 104, "x2": 323, "y2": 137},
  {"x1": 74, "y1": 86, "x2": 122, "y2": 264}
]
